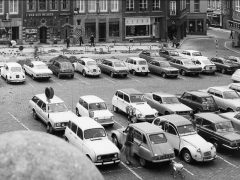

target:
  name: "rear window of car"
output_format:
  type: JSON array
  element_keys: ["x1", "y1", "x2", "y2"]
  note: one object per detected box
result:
[
  {"x1": 192, "y1": 52, "x2": 202, "y2": 56},
  {"x1": 149, "y1": 133, "x2": 167, "y2": 144},
  {"x1": 84, "y1": 128, "x2": 106, "y2": 139},
  {"x1": 138, "y1": 60, "x2": 147, "y2": 65},
  {"x1": 60, "y1": 62, "x2": 73, "y2": 70}
]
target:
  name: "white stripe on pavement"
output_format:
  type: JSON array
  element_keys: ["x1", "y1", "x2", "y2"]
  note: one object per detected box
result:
[
  {"x1": 8, "y1": 112, "x2": 30, "y2": 131},
  {"x1": 113, "y1": 120, "x2": 124, "y2": 128},
  {"x1": 103, "y1": 77, "x2": 116, "y2": 83},
  {"x1": 121, "y1": 162, "x2": 143, "y2": 180},
  {"x1": 51, "y1": 79, "x2": 63, "y2": 86},
  {"x1": 172, "y1": 160, "x2": 194, "y2": 176},
  {"x1": 28, "y1": 83, "x2": 34, "y2": 88},
  {"x1": 75, "y1": 77, "x2": 90, "y2": 85},
  {"x1": 217, "y1": 155, "x2": 238, "y2": 168}
]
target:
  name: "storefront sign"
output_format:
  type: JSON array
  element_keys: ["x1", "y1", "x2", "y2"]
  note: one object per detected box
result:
[
  {"x1": 125, "y1": 18, "x2": 150, "y2": 26},
  {"x1": 60, "y1": 13, "x2": 71, "y2": 16},
  {"x1": 228, "y1": 20, "x2": 240, "y2": 32},
  {"x1": 27, "y1": 13, "x2": 54, "y2": 17},
  {"x1": 25, "y1": 28, "x2": 38, "y2": 42},
  {"x1": 25, "y1": 29, "x2": 38, "y2": 34}
]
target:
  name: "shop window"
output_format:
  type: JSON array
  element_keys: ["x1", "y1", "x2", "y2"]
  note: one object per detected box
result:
[
  {"x1": 152, "y1": 0, "x2": 160, "y2": 11},
  {"x1": 126, "y1": 0, "x2": 134, "y2": 11},
  {"x1": 189, "y1": 21, "x2": 195, "y2": 33},
  {"x1": 186, "y1": 0, "x2": 190, "y2": 12},
  {"x1": 197, "y1": 20, "x2": 203, "y2": 32},
  {"x1": 50, "y1": 0, "x2": 58, "y2": 10},
  {"x1": 126, "y1": 25, "x2": 150, "y2": 37},
  {"x1": 27, "y1": 0, "x2": 36, "y2": 11},
  {"x1": 85, "y1": 22, "x2": 96, "y2": 38},
  {"x1": 194, "y1": 0, "x2": 200, "y2": 12},
  {"x1": 236, "y1": 0, "x2": 240, "y2": 12},
  {"x1": 139, "y1": 0, "x2": 147, "y2": 11},
  {"x1": 39, "y1": 0, "x2": 47, "y2": 11},
  {"x1": 109, "y1": 21, "x2": 119, "y2": 37}
]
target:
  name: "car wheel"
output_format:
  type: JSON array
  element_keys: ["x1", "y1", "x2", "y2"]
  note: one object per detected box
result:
[
  {"x1": 221, "y1": 69, "x2": 226, "y2": 74},
  {"x1": 113, "y1": 105, "x2": 118, "y2": 113},
  {"x1": 139, "y1": 157, "x2": 147, "y2": 167},
  {"x1": 71, "y1": 74, "x2": 74, "y2": 79},
  {"x1": 123, "y1": 74, "x2": 127, "y2": 78},
  {"x1": 195, "y1": 109, "x2": 201, "y2": 113},
  {"x1": 162, "y1": 73, "x2": 167, "y2": 78},
  {"x1": 211, "y1": 71, "x2": 215, "y2": 75},
  {"x1": 76, "y1": 108, "x2": 81, "y2": 117},
  {"x1": 110, "y1": 71, "x2": 114, "y2": 78},
  {"x1": 32, "y1": 110, "x2": 38, "y2": 120},
  {"x1": 182, "y1": 149, "x2": 193, "y2": 163},
  {"x1": 164, "y1": 111, "x2": 170, "y2": 115},
  {"x1": 82, "y1": 70, "x2": 86, "y2": 77},
  {"x1": 145, "y1": 72, "x2": 148, "y2": 76},
  {"x1": 212, "y1": 141, "x2": 219, "y2": 151},
  {"x1": 112, "y1": 135, "x2": 120, "y2": 149},
  {"x1": 46, "y1": 123, "x2": 54, "y2": 134},
  {"x1": 132, "y1": 70, "x2": 136, "y2": 76},
  {"x1": 6, "y1": 77, "x2": 9, "y2": 84}
]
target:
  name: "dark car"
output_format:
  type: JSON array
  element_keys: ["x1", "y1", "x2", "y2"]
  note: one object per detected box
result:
[
  {"x1": 194, "y1": 112, "x2": 240, "y2": 150},
  {"x1": 98, "y1": 58, "x2": 129, "y2": 78},
  {"x1": 139, "y1": 50, "x2": 166, "y2": 62},
  {"x1": 179, "y1": 91, "x2": 219, "y2": 113},
  {"x1": 210, "y1": 57, "x2": 240, "y2": 74},
  {"x1": 48, "y1": 55, "x2": 74, "y2": 78},
  {"x1": 159, "y1": 48, "x2": 181, "y2": 61},
  {"x1": 169, "y1": 57, "x2": 202, "y2": 76},
  {"x1": 148, "y1": 60, "x2": 179, "y2": 78}
]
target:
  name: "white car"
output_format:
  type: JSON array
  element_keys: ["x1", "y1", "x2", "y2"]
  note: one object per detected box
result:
[
  {"x1": 228, "y1": 83, "x2": 240, "y2": 95},
  {"x1": 152, "y1": 115, "x2": 216, "y2": 163},
  {"x1": 219, "y1": 112, "x2": 240, "y2": 131},
  {"x1": 1, "y1": 62, "x2": 25, "y2": 83},
  {"x1": 73, "y1": 57, "x2": 101, "y2": 77},
  {"x1": 226, "y1": 56, "x2": 240, "y2": 65},
  {"x1": 64, "y1": 117, "x2": 120, "y2": 166},
  {"x1": 23, "y1": 61, "x2": 52, "y2": 80},
  {"x1": 29, "y1": 93, "x2": 77, "y2": 134},
  {"x1": 124, "y1": 57, "x2": 150, "y2": 76},
  {"x1": 231, "y1": 69, "x2": 240, "y2": 82},
  {"x1": 112, "y1": 88, "x2": 158, "y2": 123},
  {"x1": 76, "y1": 95, "x2": 114, "y2": 126}
]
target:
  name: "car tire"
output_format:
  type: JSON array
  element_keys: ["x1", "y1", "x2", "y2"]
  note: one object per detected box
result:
[
  {"x1": 123, "y1": 74, "x2": 127, "y2": 78},
  {"x1": 71, "y1": 74, "x2": 74, "y2": 79},
  {"x1": 145, "y1": 72, "x2": 148, "y2": 76},
  {"x1": 110, "y1": 72, "x2": 114, "y2": 78},
  {"x1": 162, "y1": 73, "x2": 167, "y2": 78},
  {"x1": 182, "y1": 149, "x2": 193, "y2": 163},
  {"x1": 212, "y1": 141, "x2": 219, "y2": 151},
  {"x1": 6, "y1": 77, "x2": 9, "y2": 84},
  {"x1": 46, "y1": 123, "x2": 54, "y2": 134},
  {"x1": 76, "y1": 108, "x2": 81, "y2": 117},
  {"x1": 221, "y1": 69, "x2": 226, "y2": 74},
  {"x1": 133, "y1": 70, "x2": 136, "y2": 76},
  {"x1": 32, "y1": 110, "x2": 38, "y2": 120},
  {"x1": 82, "y1": 70, "x2": 86, "y2": 77},
  {"x1": 139, "y1": 157, "x2": 147, "y2": 167},
  {"x1": 112, "y1": 135, "x2": 120, "y2": 149},
  {"x1": 113, "y1": 105, "x2": 118, "y2": 113}
]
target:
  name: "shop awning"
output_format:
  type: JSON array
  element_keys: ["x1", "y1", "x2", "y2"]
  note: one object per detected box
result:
[
  {"x1": 125, "y1": 17, "x2": 150, "y2": 26},
  {"x1": 227, "y1": 20, "x2": 240, "y2": 33}
]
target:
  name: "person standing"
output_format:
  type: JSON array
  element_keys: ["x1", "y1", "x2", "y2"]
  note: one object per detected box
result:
[
  {"x1": 124, "y1": 127, "x2": 134, "y2": 165},
  {"x1": 79, "y1": 35, "x2": 84, "y2": 46},
  {"x1": 90, "y1": 34, "x2": 95, "y2": 47},
  {"x1": 66, "y1": 37, "x2": 70, "y2": 49},
  {"x1": 172, "y1": 36, "x2": 177, "y2": 48}
]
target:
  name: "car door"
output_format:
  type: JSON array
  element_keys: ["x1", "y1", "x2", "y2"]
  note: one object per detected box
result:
[
  {"x1": 80, "y1": 101, "x2": 89, "y2": 116},
  {"x1": 48, "y1": 60, "x2": 56, "y2": 72},
  {"x1": 78, "y1": 60, "x2": 85, "y2": 73},
  {"x1": 99, "y1": 60, "x2": 107, "y2": 73},
  {"x1": 164, "y1": 122, "x2": 180, "y2": 150},
  {"x1": 1, "y1": 65, "x2": 7, "y2": 77},
  {"x1": 179, "y1": 93, "x2": 194, "y2": 109},
  {"x1": 151, "y1": 94, "x2": 164, "y2": 114},
  {"x1": 35, "y1": 100, "x2": 44, "y2": 121},
  {"x1": 68, "y1": 122, "x2": 79, "y2": 147},
  {"x1": 115, "y1": 91, "x2": 125, "y2": 112},
  {"x1": 132, "y1": 130, "x2": 150, "y2": 159},
  {"x1": 75, "y1": 127, "x2": 84, "y2": 152},
  {"x1": 40, "y1": 102, "x2": 48, "y2": 123},
  {"x1": 196, "y1": 118, "x2": 215, "y2": 142},
  {"x1": 122, "y1": 93, "x2": 131, "y2": 113}
]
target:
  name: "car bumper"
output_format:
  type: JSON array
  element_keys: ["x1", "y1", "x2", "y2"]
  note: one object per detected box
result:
[
  {"x1": 202, "y1": 69, "x2": 216, "y2": 73},
  {"x1": 8, "y1": 78, "x2": 25, "y2": 83},
  {"x1": 53, "y1": 126, "x2": 66, "y2": 131},
  {"x1": 152, "y1": 157, "x2": 175, "y2": 163},
  {"x1": 166, "y1": 73, "x2": 178, "y2": 77},
  {"x1": 194, "y1": 154, "x2": 216, "y2": 162},
  {"x1": 95, "y1": 159, "x2": 120, "y2": 166},
  {"x1": 86, "y1": 72, "x2": 101, "y2": 76},
  {"x1": 59, "y1": 72, "x2": 74, "y2": 76},
  {"x1": 186, "y1": 70, "x2": 202, "y2": 74},
  {"x1": 95, "y1": 118, "x2": 114, "y2": 126},
  {"x1": 34, "y1": 74, "x2": 51, "y2": 78},
  {"x1": 222, "y1": 144, "x2": 240, "y2": 150}
]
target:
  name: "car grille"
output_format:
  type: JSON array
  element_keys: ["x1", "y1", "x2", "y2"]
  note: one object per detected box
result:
[
  {"x1": 142, "y1": 67, "x2": 145, "y2": 70},
  {"x1": 16, "y1": 75, "x2": 19, "y2": 78},
  {"x1": 203, "y1": 151, "x2": 211, "y2": 157},
  {"x1": 99, "y1": 154, "x2": 116, "y2": 162},
  {"x1": 93, "y1": 69, "x2": 97, "y2": 72},
  {"x1": 145, "y1": 115, "x2": 155, "y2": 119},
  {"x1": 97, "y1": 117, "x2": 112, "y2": 124}
]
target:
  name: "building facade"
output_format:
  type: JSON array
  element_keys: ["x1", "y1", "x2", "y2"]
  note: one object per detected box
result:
[
  {"x1": 73, "y1": 0, "x2": 122, "y2": 43},
  {"x1": 22, "y1": 0, "x2": 74, "y2": 44},
  {"x1": 0, "y1": 0, "x2": 23, "y2": 44},
  {"x1": 186, "y1": 0, "x2": 207, "y2": 35},
  {"x1": 121, "y1": 0, "x2": 168, "y2": 41}
]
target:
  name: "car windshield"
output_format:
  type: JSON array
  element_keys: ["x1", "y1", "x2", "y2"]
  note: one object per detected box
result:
[
  {"x1": 138, "y1": 60, "x2": 147, "y2": 65},
  {"x1": 177, "y1": 124, "x2": 196, "y2": 135},
  {"x1": 183, "y1": 60, "x2": 194, "y2": 65},
  {"x1": 223, "y1": 91, "x2": 240, "y2": 99},
  {"x1": 114, "y1": 61, "x2": 125, "y2": 67},
  {"x1": 161, "y1": 96, "x2": 179, "y2": 104},
  {"x1": 87, "y1": 61, "x2": 96, "y2": 66},
  {"x1": 61, "y1": 62, "x2": 73, "y2": 70},
  {"x1": 151, "y1": 53, "x2": 160, "y2": 57},
  {"x1": 149, "y1": 133, "x2": 167, "y2": 144},
  {"x1": 192, "y1": 52, "x2": 202, "y2": 56},
  {"x1": 130, "y1": 94, "x2": 144, "y2": 103},
  {"x1": 84, "y1": 128, "x2": 106, "y2": 139},
  {"x1": 35, "y1": 64, "x2": 48, "y2": 69},
  {"x1": 89, "y1": 102, "x2": 107, "y2": 110},
  {"x1": 215, "y1": 121, "x2": 234, "y2": 132},
  {"x1": 160, "y1": 61, "x2": 171, "y2": 67},
  {"x1": 169, "y1": 51, "x2": 179, "y2": 56},
  {"x1": 48, "y1": 102, "x2": 68, "y2": 112},
  {"x1": 11, "y1": 67, "x2": 22, "y2": 72}
]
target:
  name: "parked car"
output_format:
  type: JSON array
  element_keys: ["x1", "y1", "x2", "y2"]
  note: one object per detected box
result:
[
  {"x1": 228, "y1": 83, "x2": 240, "y2": 95},
  {"x1": 48, "y1": 56, "x2": 74, "y2": 78},
  {"x1": 153, "y1": 115, "x2": 216, "y2": 163},
  {"x1": 206, "y1": 86, "x2": 240, "y2": 112},
  {"x1": 111, "y1": 122, "x2": 175, "y2": 167},
  {"x1": 178, "y1": 91, "x2": 219, "y2": 113},
  {"x1": 159, "y1": 48, "x2": 181, "y2": 61},
  {"x1": 29, "y1": 93, "x2": 77, "y2": 134},
  {"x1": 144, "y1": 92, "x2": 192, "y2": 118},
  {"x1": 231, "y1": 69, "x2": 240, "y2": 82},
  {"x1": 23, "y1": 61, "x2": 52, "y2": 80},
  {"x1": 65, "y1": 117, "x2": 120, "y2": 166},
  {"x1": 219, "y1": 112, "x2": 240, "y2": 131},
  {"x1": 75, "y1": 95, "x2": 114, "y2": 127},
  {"x1": 191, "y1": 59, "x2": 216, "y2": 74},
  {"x1": 124, "y1": 57, "x2": 150, "y2": 76},
  {"x1": 1, "y1": 62, "x2": 25, "y2": 83},
  {"x1": 139, "y1": 50, "x2": 167, "y2": 62},
  {"x1": 98, "y1": 58, "x2": 129, "y2": 78},
  {"x1": 112, "y1": 88, "x2": 158, "y2": 123},
  {"x1": 73, "y1": 57, "x2": 101, "y2": 77},
  {"x1": 194, "y1": 112, "x2": 240, "y2": 150},
  {"x1": 225, "y1": 56, "x2": 240, "y2": 65},
  {"x1": 210, "y1": 57, "x2": 240, "y2": 74},
  {"x1": 148, "y1": 60, "x2": 179, "y2": 78}
]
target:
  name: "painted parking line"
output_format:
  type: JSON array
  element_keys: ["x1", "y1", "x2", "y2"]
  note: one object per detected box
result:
[
  {"x1": 113, "y1": 120, "x2": 124, "y2": 128},
  {"x1": 51, "y1": 79, "x2": 63, "y2": 86},
  {"x1": 216, "y1": 155, "x2": 238, "y2": 168},
  {"x1": 172, "y1": 160, "x2": 194, "y2": 176},
  {"x1": 103, "y1": 77, "x2": 116, "y2": 83},
  {"x1": 75, "y1": 77, "x2": 90, "y2": 85},
  {"x1": 121, "y1": 162, "x2": 143, "y2": 180},
  {"x1": 128, "y1": 76, "x2": 142, "y2": 83},
  {"x1": 8, "y1": 112, "x2": 30, "y2": 131},
  {"x1": 28, "y1": 82, "x2": 35, "y2": 88}
]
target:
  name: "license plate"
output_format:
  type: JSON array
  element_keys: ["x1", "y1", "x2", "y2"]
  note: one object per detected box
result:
[
  {"x1": 142, "y1": 67, "x2": 145, "y2": 70},
  {"x1": 16, "y1": 75, "x2": 19, "y2": 78}
]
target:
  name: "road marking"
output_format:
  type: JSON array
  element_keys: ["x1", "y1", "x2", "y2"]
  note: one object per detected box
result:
[
  {"x1": 103, "y1": 77, "x2": 116, "y2": 83},
  {"x1": 128, "y1": 76, "x2": 142, "y2": 83},
  {"x1": 113, "y1": 120, "x2": 124, "y2": 128},
  {"x1": 28, "y1": 83, "x2": 34, "y2": 88},
  {"x1": 8, "y1": 112, "x2": 30, "y2": 131},
  {"x1": 217, "y1": 155, "x2": 238, "y2": 168},
  {"x1": 75, "y1": 77, "x2": 90, "y2": 85},
  {"x1": 121, "y1": 162, "x2": 143, "y2": 180},
  {"x1": 224, "y1": 41, "x2": 240, "y2": 54},
  {"x1": 51, "y1": 79, "x2": 63, "y2": 86},
  {"x1": 172, "y1": 160, "x2": 194, "y2": 176}
]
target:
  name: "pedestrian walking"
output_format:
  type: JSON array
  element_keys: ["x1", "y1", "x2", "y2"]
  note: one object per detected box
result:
[
  {"x1": 79, "y1": 35, "x2": 84, "y2": 46},
  {"x1": 230, "y1": 30, "x2": 234, "y2": 39},
  {"x1": 90, "y1": 34, "x2": 95, "y2": 47},
  {"x1": 123, "y1": 126, "x2": 134, "y2": 165},
  {"x1": 172, "y1": 36, "x2": 177, "y2": 48},
  {"x1": 66, "y1": 37, "x2": 70, "y2": 49}
]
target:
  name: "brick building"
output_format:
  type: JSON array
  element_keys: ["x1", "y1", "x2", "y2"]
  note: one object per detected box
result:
[
  {"x1": 22, "y1": 0, "x2": 74, "y2": 44},
  {"x1": 0, "y1": 0, "x2": 23, "y2": 44}
]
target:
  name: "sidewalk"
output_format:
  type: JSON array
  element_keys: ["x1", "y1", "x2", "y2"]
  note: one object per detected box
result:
[{"x1": 224, "y1": 41, "x2": 240, "y2": 55}]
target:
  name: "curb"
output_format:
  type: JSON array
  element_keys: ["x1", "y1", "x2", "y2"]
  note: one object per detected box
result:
[
  {"x1": 224, "y1": 41, "x2": 240, "y2": 54},
  {"x1": 180, "y1": 35, "x2": 214, "y2": 47}
]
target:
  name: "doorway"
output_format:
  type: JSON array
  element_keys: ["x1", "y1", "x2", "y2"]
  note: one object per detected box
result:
[
  {"x1": 39, "y1": 26, "x2": 47, "y2": 43},
  {"x1": 99, "y1": 23, "x2": 106, "y2": 42},
  {"x1": 11, "y1": 27, "x2": 19, "y2": 40}
]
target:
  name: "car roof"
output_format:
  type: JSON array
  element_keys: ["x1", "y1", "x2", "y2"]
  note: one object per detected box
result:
[
  {"x1": 130, "y1": 122, "x2": 164, "y2": 134},
  {"x1": 31, "y1": 61, "x2": 46, "y2": 65},
  {"x1": 128, "y1": 57, "x2": 146, "y2": 61},
  {"x1": 185, "y1": 91, "x2": 211, "y2": 97},
  {"x1": 208, "y1": 86, "x2": 235, "y2": 92},
  {"x1": 71, "y1": 117, "x2": 104, "y2": 131},
  {"x1": 5, "y1": 62, "x2": 22, "y2": 67},
  {"x1": 80, "y1": 95, "x2": 104, "y2": 103},
  {"x1": 151, "y1": 59, "x2": 169, "y2": 62},
  {"x1": 195, "y1": 113, "x2": 231, "y2": 123},
  {"x1": 152, "y1": 92, "x2": 175, "y2": 97},
  {"x1": 35, "y1": 94, "x2": 64, "y2": 104},
  {"x1": 119, "y1": 88, "x2": 142, "y2": 95},
  {"x1": 160, "y1": 114, "x2": 191, "y2": 126},
  {"x1": 81, "y1": 57, "x2": 95, "y2": 62}
]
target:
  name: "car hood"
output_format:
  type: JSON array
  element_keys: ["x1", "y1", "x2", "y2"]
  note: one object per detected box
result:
[
  {"x1": 33, "y1": 68, "x2": 53, "y2": 74},
  {"x1": 223, "y1": 98, "x2": 240, "y2": 106},
  {"x1": 182, "y1": 133, "x2": 212, "y2": 150},
  {"x1": 49, "y1": 111, "x2": 77, "y2": 123},
  {"x1": 85, "y1": 138, "x2": 119, "y2": 155},
  {"x1": 161, "y1": 67, "x2": 179, "y2": 71},
  {"x1": 162, "y1": 103, "x2": 192, "y2": 112},
  {"x1": 93, "y1": 109, "x2": 113, "y2": 118},
  {"x1": 216, "y1": 131, "x2": 240, "y2": 141},
  {"x1": 151, "y1": 142, "x2": 174, "y2": 156},
  {"x1": 193, "y1": 56, "x2": 208, "y2": 61},
  {"x1": 220, "y1": 112, "x2": 237, "y2": 119},
  {"x1": 131, "y1": 103, "x2": 157, "y2": 115}
]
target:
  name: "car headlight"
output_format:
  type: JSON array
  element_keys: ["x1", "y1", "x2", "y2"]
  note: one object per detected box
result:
[
  {"x1": 55, "y1": 123, "x2": 61, "y2": 127},
  {"x1": 154, "y1": 112, "x2": 158, "y2": 117},
  {"x1": 197, "y1": 148, "x2": 201, "y2": 153},
  {"x1": 211, "y1": 145, "x2": 215, "y2": 150},
  {"x1": 114, "y1": 153, "x2": 118, "y2": 158},
  {"x1": 97, "y1": 156, "x2": 101, "y2": 160},
  {"x1": 236, "y1": 107, "x2": 240, "y2": 111},
  {"x1": 137, "y1": 113, "x2": 143, "y2": 118},
  {"x1": 9, "y1": 76, "x2": 12, "y2": 79}
]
